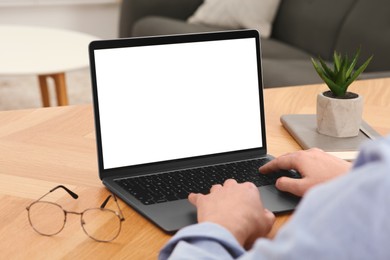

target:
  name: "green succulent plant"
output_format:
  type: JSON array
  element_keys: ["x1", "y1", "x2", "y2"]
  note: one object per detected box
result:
[{"x1": 311, "y1": 48, "x2": 373, "y2": 97}]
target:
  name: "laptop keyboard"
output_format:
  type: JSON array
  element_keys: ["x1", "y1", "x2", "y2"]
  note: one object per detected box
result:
[{"x1": 115, "y1": 158, "x2": 301, "y2": 205}]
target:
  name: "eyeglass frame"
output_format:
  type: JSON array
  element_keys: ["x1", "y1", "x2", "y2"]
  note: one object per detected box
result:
[{"x1": 26, "y1": 185, "x2": 125, "y2": 242}]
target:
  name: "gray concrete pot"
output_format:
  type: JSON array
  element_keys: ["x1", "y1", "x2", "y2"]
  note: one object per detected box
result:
[{"x1": 317, "y1": 91, "x2": 363, "y2": 137}]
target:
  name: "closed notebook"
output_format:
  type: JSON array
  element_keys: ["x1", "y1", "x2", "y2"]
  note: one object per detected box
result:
[{"x1": 280, "y1": 114, "x2": 381, "y2": 160}]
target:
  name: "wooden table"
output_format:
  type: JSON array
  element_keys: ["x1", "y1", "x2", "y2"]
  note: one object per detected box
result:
[
  {"x1": 0, "y1": 25, "x2": 97, "y2": 107},
  {"x1": 1, "y1": 78, "x2": 389, "y2": 259}
]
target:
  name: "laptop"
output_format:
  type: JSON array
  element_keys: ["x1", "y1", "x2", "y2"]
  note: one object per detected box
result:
[{"x1": 89, "y1": 30, "x2": 300, "y2": 233}]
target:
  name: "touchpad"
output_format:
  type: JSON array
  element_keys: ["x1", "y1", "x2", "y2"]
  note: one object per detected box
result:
[{"x1": 259, "y1": 185, "x2": 300, "y2": 213}]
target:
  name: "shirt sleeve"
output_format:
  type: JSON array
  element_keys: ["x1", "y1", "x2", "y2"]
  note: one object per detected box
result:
[
  {"x1": 249, "y1": 136, "x2": 390, "y2": 259},
  {"x1": 159, "y1": 222, "x2": 245, "y2": 260},
  {"x1": 159, "y1": 136, "x2": 390, "y2": 260}
]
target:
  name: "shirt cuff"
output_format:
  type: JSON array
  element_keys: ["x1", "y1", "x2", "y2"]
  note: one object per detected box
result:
[{"x1": 159, "y1": 222, "x2": 245, "y2": 260}]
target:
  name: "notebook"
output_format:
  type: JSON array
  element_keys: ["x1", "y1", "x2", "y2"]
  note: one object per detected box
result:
[
  {"x1": 89, "y1": 30, "x2": 300, "y2": 233},
  {"x1": 281, "y1": 114, "x2": 381, "y2": 161}
]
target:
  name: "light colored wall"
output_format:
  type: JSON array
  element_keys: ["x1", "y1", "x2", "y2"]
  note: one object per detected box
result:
[{"x1": 0, "y1": 1, "x2": 120, "y2": 39}]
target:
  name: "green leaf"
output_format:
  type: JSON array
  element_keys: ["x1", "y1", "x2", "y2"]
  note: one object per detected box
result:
[
  {"x1": 319, "y1": 57, "x2": 335, "y2": 78},
  {"x1": 333, "y1": 51, "x2": 341, "y2": 71},
  {"x1": 335, "y1": 56, "x2": 348, "y2": 86},
  {"x1": 312, "y1": 58, "x2": 343, "y2": 96},
  {"x1": 322, "y1": 75, "x2": 345, "y2": 96},
  {"x1": 346, "y1": 48, "x2": 361, "y2": 79},
  {"x1": 345, "y1": 55, "x2": 373, "y2": 87},
  {"x1": 312, "y1": 58, "x2": 330, "y2": 81}
]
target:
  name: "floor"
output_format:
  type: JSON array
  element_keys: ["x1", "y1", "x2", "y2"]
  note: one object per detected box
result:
[{"x1": 0, "y1": 69, "x2": 92, "y2": 111}]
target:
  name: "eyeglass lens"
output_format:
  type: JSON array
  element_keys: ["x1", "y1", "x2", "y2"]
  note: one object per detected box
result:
[
  {"x1": 81, "y1": 208, "x2": 122, "y2": 242},
  {"x1": 28, "y1": 201, "x2": 66, "y2": 236},
  {"x1": 28, "y1": 201, "x2": 122, "y2": 242}
]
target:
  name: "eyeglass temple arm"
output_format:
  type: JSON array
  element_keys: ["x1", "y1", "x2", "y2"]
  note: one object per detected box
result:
[
  {"x1": 50, "y1": 185, "x2": 79, "y2": 199},
  {"x1": 100, "y1": 194, "x2": 125, "y2": 221},
  {"x1": 34, "y1": 185, "x2": 79, "y2": 202},
  {"x1": 26, "y1": 185, "x2": 79, "y2": 211},
  {"x1": 100, "y1": 195, "x2": 112, "y2": 209}
]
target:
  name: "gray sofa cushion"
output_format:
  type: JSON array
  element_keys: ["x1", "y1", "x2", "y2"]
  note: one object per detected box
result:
[
  {"x1": 272, "y1": 0, "x2": 356, "y2": 60},
  {"x1": 261, "y1": 38, "x2": 310, "y2": 60},
  {"x1": 334, "y1": 0, "x2": 390, "y2": 72},
  {"x1": 119, "y1": 0, "x2": 204, "y2": 37},
  {"x1": 132, "y1": 16, "x2": 224, "y2": 37},
  {"x1": 133, "y1": 16, "x2": 312, "y2": 60},
  {"x1": 262, "y1": 59, "x2": 321, "y2": 88}
]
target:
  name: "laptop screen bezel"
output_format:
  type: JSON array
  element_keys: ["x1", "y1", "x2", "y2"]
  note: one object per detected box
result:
[{"x1": 89, "y1": 30, "x2": 268, "y2": 180}]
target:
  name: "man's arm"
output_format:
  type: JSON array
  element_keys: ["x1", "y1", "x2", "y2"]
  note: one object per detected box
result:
[{"x1": 160, "y1": 137, "x2": 390, "y2": 259}]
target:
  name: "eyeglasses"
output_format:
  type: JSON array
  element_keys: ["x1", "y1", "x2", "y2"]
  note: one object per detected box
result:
[{"x1": 26, "y1": 185, "x2": 125, "y2": 242}]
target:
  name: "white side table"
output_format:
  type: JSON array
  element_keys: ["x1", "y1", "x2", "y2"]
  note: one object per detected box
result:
[{"x1": 0, "y1": 25, "x2": 98, "y2": 107}]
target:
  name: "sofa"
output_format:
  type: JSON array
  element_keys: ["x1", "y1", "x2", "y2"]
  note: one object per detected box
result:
[{"x1": 119, "y1": 0, "x2": 390, "y2": 88}]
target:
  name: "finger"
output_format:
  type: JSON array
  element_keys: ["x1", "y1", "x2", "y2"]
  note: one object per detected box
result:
[
  {"x1": 307, "y1": 147, "x2": 324, "y2": 153},
  {"x1": 264, "y1": 208, "x2": 276, "y2": 223},
  {"x1": 210, "y1": 184, "x2": 222, "y2": 192},
  {"x1": 223, "y1": 179, "x2": 238, "y2": 186},
  {"x1": 243, "y1": 181, "x2": 257, "y2": 190},
  {"x1": 275, "y1": 177, "x2": 304, "y2": 197},
  {"x1": 259, "y1": 154, "x2": 297, "y2": 174},
  {"x1": 188, "y1": 193, "x2": 202, "y2": 206}
]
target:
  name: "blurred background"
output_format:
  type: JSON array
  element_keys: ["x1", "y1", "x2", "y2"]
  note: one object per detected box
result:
[{"x1": 0, "y1": 0, "x2": 121, "y2": 110}]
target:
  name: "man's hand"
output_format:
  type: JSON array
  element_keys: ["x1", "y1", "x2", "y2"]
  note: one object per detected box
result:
[
  {"x1": 188, "y1": 179, "x2": 275, "y2": 249},
  {"x1": 260, "y1": 148, "x2": 352, "y2": 197}
]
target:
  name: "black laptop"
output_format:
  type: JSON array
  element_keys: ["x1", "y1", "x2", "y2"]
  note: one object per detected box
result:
[{"x1": 89, "y1": 30, "x2": 300, "y2": 233}]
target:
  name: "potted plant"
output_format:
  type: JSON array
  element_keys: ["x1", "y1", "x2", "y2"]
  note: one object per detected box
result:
[{"x1": 311, "y1": 48, "x2": 373, "y2": 137}]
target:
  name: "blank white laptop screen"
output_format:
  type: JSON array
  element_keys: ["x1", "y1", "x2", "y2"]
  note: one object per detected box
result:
[{"x1": 94, "y1": 37, "x2": 263, "y2": 170}]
